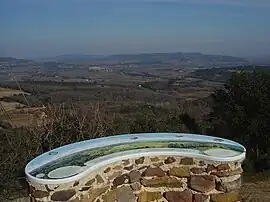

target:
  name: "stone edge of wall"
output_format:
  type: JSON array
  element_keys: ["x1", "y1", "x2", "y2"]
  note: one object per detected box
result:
[{"x1": 28, "y1": 155, "x2": 244, "y2": 202}]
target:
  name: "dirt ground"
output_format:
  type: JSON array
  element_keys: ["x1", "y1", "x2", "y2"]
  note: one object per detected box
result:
[{"x1": 240, "y1": 180, "x2": 270, "y2": 201}]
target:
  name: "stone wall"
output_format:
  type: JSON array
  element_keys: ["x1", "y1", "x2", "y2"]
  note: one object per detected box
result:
[{"x1": 28, "y1": 155, "x2": 243, "y2": 202}]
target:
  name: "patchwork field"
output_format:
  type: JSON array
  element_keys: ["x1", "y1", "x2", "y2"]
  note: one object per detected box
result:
[
  {"x1": 0, "y1": 88, "x2": 40, "y2": 127},
  {"x1": 0, "y1": 88, "x2": 29, "y2": 98}
]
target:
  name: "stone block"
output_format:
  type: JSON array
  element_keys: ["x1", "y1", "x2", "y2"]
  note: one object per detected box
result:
[
  {"x1": 135, "y1": 157, "x2": 145, "y2": 164},
  {"x1": 168, "y1": 167, "x2": 190, "y2": 177},
  {"x1": 190, "y1": 167, "x2": 206, "y2": 174},
  {"x1": 137, "y1": 191, "x2": 162, "y2": 202},
  {"x1": 51, "y1": 189, "x2": 76, "y2": 201},
  {"x1": 189, "y1": 175, "x2": 215, "y2": 193},
  {"x1": 143, "y1": 167, "x2": 165, "y2": 177},
  {"x1": 164, "y1": 157, "x2": 176, "y2": 164},
  {"x1": 141, "y1": 176, "x2": 184, "y2": 188},
  {"x1": 180, "y1": 158, "x2": 194, "y2": 165},
  {"x1": 211, "y1": 191, "x2": 239, "y2": 202},
  {"x1": 211, "y1": 167, "x2": 243, "y2": 177},
  {"x1": 164, "y1": 190, "x2": 192, "y2": 202},
  {"x1": 216, "y1": 177, "x2": 242, "y2": 192}
]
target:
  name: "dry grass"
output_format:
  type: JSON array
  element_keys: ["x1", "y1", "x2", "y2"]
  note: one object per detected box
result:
[
  {"x1": 0, "y1": 88, "x2": 29, "y2": 98},
  {"x1": 240, "y1": 180, "x2": 270, "y2": 202},
  {"x1": 0, "y1": 105, "x2": 43, "y2": 128},
  {"x1": 0, "y1": 101, "x2": 25, "y2": 111},
  {"x1": 0, "y1": 86, "x2": 46, "y2": 127}
]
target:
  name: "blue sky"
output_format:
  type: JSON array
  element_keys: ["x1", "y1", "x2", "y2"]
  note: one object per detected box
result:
[{"x1": 0, "y1": 0, "x2": 269, "y2": 58}]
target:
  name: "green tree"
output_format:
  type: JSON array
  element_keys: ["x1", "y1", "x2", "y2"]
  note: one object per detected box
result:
[{"x1": 210, "y1": 70, "x2": 270, "y2": 171}]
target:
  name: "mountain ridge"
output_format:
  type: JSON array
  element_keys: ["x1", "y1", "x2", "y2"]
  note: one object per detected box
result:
[{"x1": 31, "y1": 52, "x2": 249, "y2": 67}]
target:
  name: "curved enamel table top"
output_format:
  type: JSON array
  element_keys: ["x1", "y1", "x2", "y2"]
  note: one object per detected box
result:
[{"x1": 25, "y1": 133, "x2": 246, "y2": 184}]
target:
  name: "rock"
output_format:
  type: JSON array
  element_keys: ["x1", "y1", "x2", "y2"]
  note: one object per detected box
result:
[
  {"x1": 87, "y1": 186, "x2": 109, "y2": 202},
  {"x1": 31, "y1": 190, "x2": 49, "y2": 198},
  {"x1": 193, "y1": 194, "x2": 208, "y2": 202},
  {"x1": 112, "y1": 174, "x2": 130, "y2": 188},
  {"x1": 168, "y1": 167, "x2": 190, "y2": 177},
  {"x1": 180, "y1": 158, "x2": 194, "y2": 165},
  {"x1": 211, "y1": 191, "x2": 239, "y2": 202},
  {"x1": 73, "y1": 195, "x2": 90, "y2": 202},
  {"x1": 116, "y1": 186, "x2": 136, "y2": 202},
  {"x1": 124, "y1": 165, "x2": 134, "y2": 170},
  {"x1": 199, "y1": 161, "x2": 206, "y2": 166},
  {"x1": 79, "y1": 187, "x2": 91, "y2": 191},
  {"x1": 217, "y1": 177, "x2": 242, "y2": 192},
  {"x1": 211, "y1": 167, "x2": 243, "y2": 177},
  {"x1": 103, "y1": 189, "x2": 116, "y2": 202},
  {"x1": 69, "y1": 197, "x2": 80, "y2": 202},
  {"x1": 104, "y1": 167, "x2": 111, "y2": 173},
  {"x1": 189, "y1": 175, "x2": 215, "y2": 193},
  {"x1": 135, "y1": 157, "x2": 145, "y2": 164},
  {"x1": 73, "y1": 181, "x2": 79, "y2": 187},
  {"x1": 141, "y1": 176, "x2": 184, "y2": 188},
  {"x1": 45, "y1": 185, "x2": 54, "y2": 192},
  {"x1": 103, "y1": 186, "x2": 136, "y2": 202},
  {"x1": 51, "y1": 189, "x2": 76, "y2": 201},
  {"x1": 122, "y1": 159, "x2": 130, "y2": 166},
  {"x1": 130, "y1": 182, "x2": 141, "y2": 191},
  {"x1": 137, "y1": 191, "x2": 162, "y2": 202},
  {"x1": 85, "y1": 178, "x2": 95, "y2": 186},
  {"x1": 139, "y1": 166, "x2": 149, "y2": 170},
  {"x1": 164, "y1": 157, "x2": 176, "y2": 164},
  {"x1": 95, "y1": 174, "x2": 104, "y2": 183},
  {"x1": 113, "y1": 165, "x2": 122, "y2": 170},
  {"x1": 206, "y1": 165, "x2": 216, "y2": 173},
  {"x1": 108, "y1": 171, "x2": 122, "y2": 180},
  {"x1": 190, "y1": 167, "x2": 206, "y2": 174},
  {"x1": 217, "y1": 164, "x2": 230, "y2": 171},
  {"x1": 129, "y1": 170, "x2": 141, "y2": 183},
  {"x1": 143, "y1": 167, "x2": 165, "y2": 177},
  {"x1": 164, "y1": 190, "x2": 192, "y2": 202},
  {"x1": 153, "y1": 162, "x2": 164, "y2": 167},
  {"x1": 150, "y1": 157, "x2": 160, "y2": 162}
]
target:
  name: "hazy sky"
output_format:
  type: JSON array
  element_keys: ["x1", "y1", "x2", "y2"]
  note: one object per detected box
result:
[{"x1": 0, "y1": 0, "x2": 269, "y2": 58}]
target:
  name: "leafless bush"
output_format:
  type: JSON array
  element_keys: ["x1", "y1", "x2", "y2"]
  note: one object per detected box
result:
[
  {"x1": 38, "y1": 102, "x2": 113, "y2": 150},
  {"x1": 0, "y1": 102, "x2": 112, "y2": 201}
]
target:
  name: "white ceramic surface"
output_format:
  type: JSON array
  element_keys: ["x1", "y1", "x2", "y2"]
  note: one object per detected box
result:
[
  {"x1": 48, "y1": 166, "x2": 83, "y2": 179},
  {"x1": 204, "y1": 148, "x2": 242, "y2": 157},
  {"x1": 25, "y1": 133, "x2": 246, "y2": 185}
]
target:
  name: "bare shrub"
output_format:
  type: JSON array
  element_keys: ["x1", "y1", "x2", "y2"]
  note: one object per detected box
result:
[
  {"x1": 38, "y1": 102, "x2": 112, "y2": 150},
  {"x1": 0, "y1": 102, "x2": 112, "y2": 201}
]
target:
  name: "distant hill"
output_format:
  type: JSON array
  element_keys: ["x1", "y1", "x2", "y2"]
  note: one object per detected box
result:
[
  {"x1": 37, "y1": 52, "x2": 249, "y2": 67},
  {"x1": 0, "y1": 57, "x2": 32, "y2": 64},
  {"x1": 246, "y1": 55, "x2": 270, "y2": 65},
  {"x1": 192, "y1": 65, "x2": 270, "y2": 82},
  {"x1": 36, "y1": 54, "x2": 109, "y2": 63}
]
